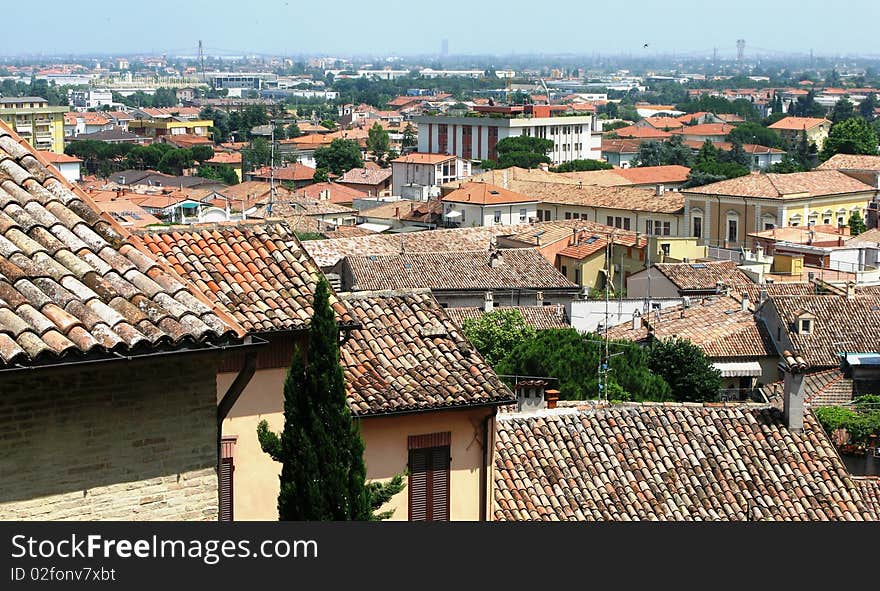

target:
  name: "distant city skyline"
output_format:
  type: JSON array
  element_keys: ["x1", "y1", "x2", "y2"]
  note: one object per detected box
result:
[{"x1": 2, "y1": 0, "x2": 879, "y2": 59}]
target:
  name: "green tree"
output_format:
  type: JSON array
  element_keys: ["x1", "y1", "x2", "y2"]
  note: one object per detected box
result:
[
  {"x1": 197, "y1": 164, "x2": 239, "y2": 185},
  {"x1": 314, "y1": 138, "x2": 364, "y2": 175},
  {"x1": 286, "y1": 123, "x2": 302, "y2": 138},
  {"x1": 493, "y1": 136, "x2": 553, "y2": 169},
  {"x1": 551, "y1": 159, "x2": 614, "y2": 172},
  {"x1": 768, "y1": 153, "x2": 804, "y2": 173},
  {"x1": 727, "y1": 122, "x2": 783, "y2": 148},
  {"x1": 401, "y1": 123, "x2": 417, "y2": 148},
  {"x1": 821, "y1": 117, "x2": 879, "y2": 160},
  {"x1": 243, "y1": 137, "x2": 272, "y2": 171},
  {"x1": 157, "y1": 149, "x2": 194, "y2": 175},
  {"x1": 794, "y1": 129, "x2": 818, "y2": 169},
  {"x1": 461, "y1": 309, "x2": 537, "y2": 367},
  {"x1": 635, "y1": 140, "x2": 663, "y2": 167},
  {"x1": 496, "y1": 329, "x2": 671, "y2": 401},
  {"x1": 313, "y1": 168, "x2": 330, "y2": 182},
  {"x1": 366, "y1": 122, "x2": 391, "y2": 163},
  {"x1": 728, "y1": 138, "x2": 751, "y2": 168},
  {"x1": 829, "y1": 97, "x2": 856, "y2": 125},
  {"x1": 859, "y1": 93, "x2": 878, "y2": 121},
  {"x1": 849, "y1": 210, "x2": 867, "y2": 236},
  {"x1": 647, "y1": 337, "x2": 721, "y2": 402},
  {"x1": 190, "y1": 145, "x2": 215, "y2": 163},
  {"x1": 662, "y1": 135, "x2": 693, "y2": 166},
  {"x1": 256, "y1": 279, "x2": 403, "y2": 520}
]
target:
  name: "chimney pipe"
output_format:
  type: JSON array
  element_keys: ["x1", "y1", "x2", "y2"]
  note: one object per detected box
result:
[
  {"x1": 779, "y1": 350, "x2": 808, "y2": 431},
  {"x1": 545, "y1": 389, "x2": 559, "y2": 409},
  {"x1": 631, "y1": 309, "x2": 641, "y2": 330},
  {"x1": 515, "y1": 379, "x2": 547, "y2": 413},
  {"x1": 740, "y1": 291, "x2": 750, "y2": 312},
  {"x1": 483, "y1": 291, "x2": 494, "y2": 313},
  {"x1": 846, "y1": 281, "x2": 855, "y2": 300}
]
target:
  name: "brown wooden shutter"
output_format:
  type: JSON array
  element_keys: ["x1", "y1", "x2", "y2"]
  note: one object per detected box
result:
[
  {"x1": 219, "y1": 437, "x2": 236, "y2": 522},
  {"x1": 408, "y1": 445, "x2": 450, "y2": 521}
]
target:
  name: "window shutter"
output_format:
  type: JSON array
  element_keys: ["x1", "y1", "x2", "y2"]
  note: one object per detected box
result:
[
  {"x1": 409, "y1": 449, "x2": 429, "y2": 521},
  {"x1": 430, "y1": 447, "x2": 450, "y2": 521},
  {"x1": 219, "y1": 457, "x2": 234, "y2": 522}
]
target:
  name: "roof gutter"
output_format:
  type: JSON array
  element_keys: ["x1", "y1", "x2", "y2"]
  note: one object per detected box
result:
[{"x1": 354, "y1": 397, "x2": 514, "y2": 420}]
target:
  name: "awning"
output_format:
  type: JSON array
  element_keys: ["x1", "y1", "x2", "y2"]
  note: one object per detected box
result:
[
  {"x1": 713, "y1": 360, "x2": 763, "y2": 377},
  {"x1": 357, "y1": 222, "x2": 392, "y2": 233},
  {"x1": 444, "y1": 210, "x2": 462, "y2": 218}
]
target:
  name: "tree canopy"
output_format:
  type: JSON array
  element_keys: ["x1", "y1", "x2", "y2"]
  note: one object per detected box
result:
[
  {"x1": 647, "y1": 338, "x2": 722, "y2": 403},
  {"x1": 314, "y1": 138, "x2": 364, "y2": 175},
  {"x1": 726, "y1": 122, "x2": 783, "y2": 148},
  {"x1": 482, "y1": 136, "x2": 554, "y2": 169},
  {"x1": 551, "y1": 159, "x2": 614, "y2": 172},
  {"x1": 820, "y1": 117, "x2": 879, "y2": 161},
  {"x1": 462, "y1": 309, "x2": 537, "y2": 367},
  {"x1": 366, "y1": 122, "x2": 391, "y2": 163}
]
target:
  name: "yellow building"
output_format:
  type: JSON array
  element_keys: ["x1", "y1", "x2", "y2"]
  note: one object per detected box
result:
[
  {"x1": 768, "y1": 117, "x2": 831, "y2": 152},
  {"x1": 128, "y1": 118, "x2": 213, "y2": 138},
  {"x1": 0, "y1": 97, "x2": 67, "y2": 153},
  {"x1": 140, "y1": 224, "x2": 512, "y2": 521},
  {"x1": 683, "y1": 170, "x2": 878, "y2": 249}
]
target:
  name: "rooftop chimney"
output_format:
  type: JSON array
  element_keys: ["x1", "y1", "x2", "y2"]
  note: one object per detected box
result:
[
  {"x1": 545, "y1": 389, "x2": 559, "y2": 410},
  {"x1": 631, "y1": 309, "x2": 641, "y2": 330},
  {"x1": 489, "y1": 250, "x2": 504, "y2": 268},
  {"x1": 515, "y1": 380, "x2": 547, "y2": 413},
  {"x1": 758, "y1": 289, "x2": 768, "y2": 306},
  {"x1": 779, "y1": 350, "x2": 808, "y2": 431},
  {"x1": 846, "y1": 281, "x2": 855, "y2": 300},
  {"x1": 483, "y1": 291, "x2": 494, "y2": 313},
  {"x1": 656, "y1": 184, "x2": 665, "y2": 196},
  {"x1": 536, "y1": 291, "x2": 544, "y2": 305},
  {"x1": 740, "y1": 291, "x2": 750, "y2": 312}
]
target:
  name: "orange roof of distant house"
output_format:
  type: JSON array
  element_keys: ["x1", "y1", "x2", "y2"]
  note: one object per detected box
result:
[
  {"x1": 163, "y1": 134, "x2": 213, "y2": 148},
  {"x1": 600, "y1": 138, "x2": 643, "y2": 154},
  {"x1": 392, "y1": 152, "x2": 456, "y2": 165},
  {"x1": 293, "y1": 181, "x2": 368, "y2": 204},
  {"x1": 37, "y1": 150, "x2": 82, "y2": 164},
  {"x1": 676, "y1": 112, "x2": 712, "y2": 124},
  {"x1": 205, "y1": 152, "x2": 242, "y2": 166},
  {"x1": 610, "y1": 125, "x2": 672, "y2": 139},
  {"x1": 567, "y1": 102, "x2": 598, "y2": 112},
  {"x1": 442, "y1": 182, "x2": 536, "y2": 205},
  {"x1": 641, "y1": 117, "x2": 684, "y2": 130},
  {"x1": 251, "y1": 163, "x2": 315, "y2": 182},
  {"x1": 284, "y1": 133, "x2": 334, "y2": 147},
  {"x1": 768, "y1": 117, "x2": 829, "y2": 131},
  {"x1": 64, "y1": 112, "x2": 110, "y2": 126},
  {"x1": 613, "y1": 165, "x2": 691, "y2": 185},
  {"x1": 672, "y1": 123, "x2": 735, "y2": 136}
]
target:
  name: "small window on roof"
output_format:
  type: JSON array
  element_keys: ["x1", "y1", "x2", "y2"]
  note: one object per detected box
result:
[{"x1": 800, "y1": 318, "x2": 812, "y2": 334}]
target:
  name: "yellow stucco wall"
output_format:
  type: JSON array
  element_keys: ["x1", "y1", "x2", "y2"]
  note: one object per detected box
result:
[{"x1": 218, "y1": 369, "x2": 492, "y2": 521}]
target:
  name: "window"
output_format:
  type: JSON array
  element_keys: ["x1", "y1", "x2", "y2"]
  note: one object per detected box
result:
[
  {"x1": 219, "y1": 437, "x2": 236, "y2": 522},
  {"x1": 565, "y1": 212, "x2": 572, "y2": 220},
  {"x1": 460, "y1": 208, "x2": 465, "y2": 223},
  {"x1": 727, "y1": 218, "x2": 738, "y2": 243},
  {"x1": 607, "y1": 216, "x2": 614, "y2": 226},
  {"x1": 561, "y1": 265, "x2": 568, "y2": 276},
  {"x1": 519, "y1": 208, "x2": 527, "y2": 222},
  {"x1": 800, "y1": 319, "x2": 812, "y2": 334},
  {"x1": 693, "y1": 216, "x2": 702, "y2": 238},
  {"x1": 662, "y1": 221, "x2": 671, "y2": 236},
  {"x1": 574, "y1": 268, "x2": 581, "y2": 284},
  {"x1": 494, "y1": 210, "x2": 502, "y2": 224},
  {"x1": 623, "y1": 218, "x2": 631, "y2": 230},
  {"x1": 660, "y1": 243, "x2": 671, "y2": 256},
  {"x1": 408, "y1": 433, "x2": 451, "y2": 521}
]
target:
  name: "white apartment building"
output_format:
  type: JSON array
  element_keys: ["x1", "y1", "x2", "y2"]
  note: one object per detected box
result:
[
  {"x1": 414, "y1": 105, "x2": 600, "y2": 165},
  {"x1": 390, "y1": 153, "x2": 470, "y2": 198}
]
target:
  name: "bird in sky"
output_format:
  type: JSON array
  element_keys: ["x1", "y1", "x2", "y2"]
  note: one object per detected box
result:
[{"x1": 643, "y1": 43, "x2": 650, "y2": 48}]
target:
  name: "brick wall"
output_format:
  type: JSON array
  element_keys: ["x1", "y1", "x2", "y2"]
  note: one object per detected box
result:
[{"x1": 0, "y1": 354, "x2": 220, "y2": 521}]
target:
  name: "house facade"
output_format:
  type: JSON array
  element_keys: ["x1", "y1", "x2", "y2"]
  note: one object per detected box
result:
[{"x1": 391, "y1": 153, "x2": 470, "y2": 198}]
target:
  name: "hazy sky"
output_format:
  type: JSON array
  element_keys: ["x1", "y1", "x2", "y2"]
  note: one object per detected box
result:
[{"x1": 2, "y1": 0, "x2": 878, "y2": 58}]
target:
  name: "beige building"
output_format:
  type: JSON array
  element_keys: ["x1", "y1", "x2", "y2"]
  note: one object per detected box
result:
[
  {"x1": 768, "y1": 117, "x2": 831, "y2": 152},
  {"x1": 140, "y1": 223, "x2": 514, "y2": 521},
  {"x1": 0, "y1": 96, "x2": 67, "y2": 153},
  {"x1": 682, "y1": 170, "x2": 878, "y2": 249},
  {"x1": 0, "y1": 120, "x2": 250, "y2": 521}
]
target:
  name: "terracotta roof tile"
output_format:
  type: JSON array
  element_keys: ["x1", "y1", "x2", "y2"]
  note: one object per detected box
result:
[
  {"x1": 768, "y1": 117, "x2": 830, "y2": 131},
  {"x1": 653, "y1": 260, "x2": 750, "y2": 292},
  {"x1": 340, "y1": 289, "x2": 514, "y2": 415},
  {"x1": 442, "y1": 182, "x2": 537, "y2": 205},
  {"x1": 683, "y1": 170, "x2": 876, "y2": 199},
  {"x1": 0, "y1": 120, "x2": 244, "y2": 368},
  {"x1": 494, "y1": 404, "x2": 875, "y2": 520},
  {"x1": 337, "y1": 167, "x2": 392, "y2": 186},
  {"x1": 344, "y1": 248, "x2": 578, "y2": 292},
  {"x1": 816, "y1": 153, "x2": 880, "y2": 172}
]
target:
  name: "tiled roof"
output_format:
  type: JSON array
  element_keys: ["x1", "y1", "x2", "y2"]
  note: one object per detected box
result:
[
  {"x1": 640, "y1": 117, "x2": 684, "y2": 130},
  {"x1": 93, "y1": 198, "x2": 163, "y2": 229},
  {"x1": 612, "y1": 165, "x2": 690, "y2": 185},
  {"x1": 359, "y1": 199, "x2": 443, "y2": 224},
  {"x1": 138, "y1": 221, "x2": 345, "y2": 332},
  {"x1": 768, "y1": 117, "x2": 830, "y2": 131},
  {"x1": 337, "y1": 167, "x2": 392, "y2": 186},
  {"x1": 392, "y1": 153, "x2": 456, "y2": 165},
  {"x1": 816, "y1": 153, "x2": 880, "y2": 171},
  {"x1": 37, "y1": 151, "x2": 82, "y2": 164},
  {"x1": 760, "y1": 368, "x2": 863, "y2": 407},
  {"x1": 450, "y1": 167, "x2": 591, "y2": 189},
  {"x1": 303, "y1": 223, "x2": 529, "y2": 268},
  {"x1": 671, "y1": 123, "x2": 735, "y2": 136},
  {"x1": 682, "y1": 170, "x2": 876, "y2": 199},
  {"x1": 204, "y1": 152, "x2": 242, "y2": 166},
  {"x1": 600, "y1": 138, "x2": 642, "y2": 154},
  {"x1": 854, "y1": 477, "x2": 880, "y2": 521},
  {"x1": 604, "y1": 294, "x2": 777, "y2": 358},
  {"x1": 527, "y1": 182, "x2": 685, "y2": 214},
  {"x1": 501, "y1": 219, "x2": 646, "y2": 249},
  {"x1": 493, "y1": 403, "x2": 875, "y2": 521},
  {"x1": 444, "y1": 305, "x2": 569, "y2": 330},
  {"x1": 0, "y1": 120, "x2": 243, "y2": 368},
  {"x1": 250, "y1": 196, "x2": 356, "y2": 219},
  {"x1": 345, "y1": 248, "x2": 578, "y2": 292},
  {"x1": 654, "y1": 260, "x2": 752, "y2": 291},
  {"x1": 251, "y1": 164, "x2": 315, "y2": 182},
  {"x1": 292, "y1": 182, "x2": 367, "y2": 204},
  {"x1": 340, "y1": 289, "x2": 514, "y2": 415},
  {"x1": 770, "y1": 294, "x2": 880, "y2": 367},
  {"x1": 442, "y1": 182, "x2": 537, "y2": 205},
  {"x1": 610, "y1": 125, "x2": 672, "y2": 139}
]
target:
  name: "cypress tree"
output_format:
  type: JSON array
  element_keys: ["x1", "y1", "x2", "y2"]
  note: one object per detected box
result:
[{"x1": 257, "y1": 278, "x2": 394, "y2": 520}]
